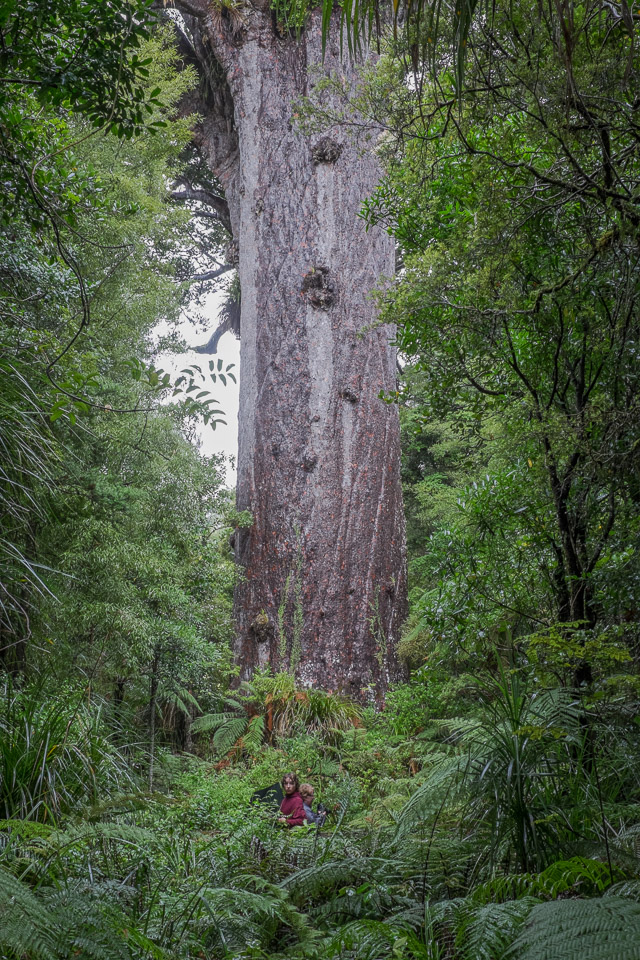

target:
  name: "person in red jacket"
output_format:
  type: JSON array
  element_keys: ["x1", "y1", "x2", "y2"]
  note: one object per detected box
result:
[{"x1": 278, "y1": 772, "x2": 305, "y2": 827}]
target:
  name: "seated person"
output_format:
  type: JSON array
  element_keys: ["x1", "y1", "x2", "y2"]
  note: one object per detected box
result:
[
  {"x1": 278, "y1": 772, "x2": 305, "y2": 827},
  {"x1": 300, "y1": 783, "x2": 326, "y2": 826}
]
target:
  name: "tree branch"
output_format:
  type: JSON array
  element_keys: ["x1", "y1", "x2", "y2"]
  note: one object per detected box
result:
[
  {"x1": 166, "y1": 0, "x2": 209, "y2": 18},
  {"x1": 170, "y1": 183, "x2": 231, "y2": 233},
  {"x1": 190, "y1": 264, "x2": 233, "y2": 283}
]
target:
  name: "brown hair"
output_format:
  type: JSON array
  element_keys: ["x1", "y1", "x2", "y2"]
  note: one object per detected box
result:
[
  {"x1": 299, "y1": 783, "x2": 314, "y2": 799},
  {"x1": 281, "y1": 772, "x2": 299, "y2": 791}
]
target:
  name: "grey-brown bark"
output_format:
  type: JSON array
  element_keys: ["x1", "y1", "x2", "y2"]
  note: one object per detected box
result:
[{"x1": 175, "y1": 2, "x2": 407, "y2": 698}]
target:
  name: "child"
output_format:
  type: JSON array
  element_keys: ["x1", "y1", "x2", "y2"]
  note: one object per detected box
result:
[
  {"x1": 278, "y1": 772, "x2": 305, "y2": 827},
  {"x1": 300, "y1": 783, "x2": 326, "y2": 826}
]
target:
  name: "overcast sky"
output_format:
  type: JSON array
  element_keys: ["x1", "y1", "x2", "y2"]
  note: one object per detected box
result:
[{"x1": 155, "y1": 288, "x2": 240, "y2": 487}]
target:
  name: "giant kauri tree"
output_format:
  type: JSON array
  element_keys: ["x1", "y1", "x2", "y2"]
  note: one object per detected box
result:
[{"x1": 170, "y1": 0, "x2": 407, "y2": 697}]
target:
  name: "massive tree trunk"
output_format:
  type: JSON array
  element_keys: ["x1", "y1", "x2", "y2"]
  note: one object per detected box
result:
[{"x1": 176, "y1": 1, "x2": 407, "y2": 699}]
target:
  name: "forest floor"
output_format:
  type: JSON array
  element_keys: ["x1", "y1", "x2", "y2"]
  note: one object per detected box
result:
[{"x1": 2, "y1": 670, "x2": 639, "y2": 960}]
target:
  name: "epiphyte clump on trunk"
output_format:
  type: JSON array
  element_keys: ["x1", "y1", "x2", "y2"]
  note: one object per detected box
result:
[
  {"x1": 249, "y1": 610, "x2": 274, "y2": 644},
  {"x1": 301, "y1": 265, "x2": 335, "y2": 310},
  {"x1": 311, "y1": 136, "x2": 343, "y2": 165}
]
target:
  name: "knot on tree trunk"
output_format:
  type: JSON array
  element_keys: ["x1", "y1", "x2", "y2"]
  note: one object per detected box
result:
[
  {"x1": 311, "y1": 136, "x2": 343, "y2": 165},
  {"x1": 301, "y1": 265, "x2": 336, "y2": 310},
  {"x1": 340, "y1": 387, "x2": 359, "y2": 403}
]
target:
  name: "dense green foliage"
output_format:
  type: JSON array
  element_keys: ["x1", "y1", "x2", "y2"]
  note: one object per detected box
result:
[
  {"x1": 357, "y1": 0, "x2": 640, "y2": 676},
  {"x1": 1, "y1": 661, "x2": 639, "y2": 958},
  {"x1": 1, "y1": 2, "x2": 639, "y2": 959},
  {"x1": 0, "y1": 9, "x2": 236, "y2": 735}
]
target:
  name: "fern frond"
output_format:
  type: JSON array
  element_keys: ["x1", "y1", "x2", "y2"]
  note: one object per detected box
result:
[
  {"x1": 469, "y1": 874, "x2": 539, "y2": 904},
  {"x1": 395, "y1": 756, "x2": 464, "y2": 836},
  {"x1": 505, "y1": 896, "x2": 640, "y2": 960},
  {"x1": 324, "y1": 918, "x2": 413, "y2": 959},
  {"x1": 200, "y1": 885, "x2": 291, "y2": 919},
  {"x1": 312, "y1": 888, "x2": 417, "y2": 925},
  {"x1": 469, "y1": 858, "x2": 618, "y2": 905},
  {"x1": 528, "y1": 687, "x2": 581, "y2": 734},
  {"x1": 606, "y1": 879, "x2": 640, "y2": 900},
  {"x1": 173, "y1": 686, "x2": 201, "y2": 712},
  {"x1": 456, "y1": 897, "x2": 539, "y2": 960},
  {"x1": 213, "y1": 716, "x2": 249, "y2": 754},
  {"x1": 0, "y1": 818, "x2": 53, "y2": 839},
  {"x1": 242, "y1": 714, "x2": 265, "y2": 755},
  {"x1": 0, "y1": 866, "x2": 56, "y2": 960},
  {"x1": 45, "y1": 822, "x2": 155, "y2": 849},
  {"x1": 191, "y1": 711, "x2": 239, "y2": 734},
  {"x1": 426, "y1": 716, "x2": 481, "y2": 743},
  {"x1": 536, "y1": 857, "x2": 616, "y2": 897},
  {"x1": 197, "y1": 884, "x2": 309, "y2": 945},
  {"x1": 280, "y1": 859, "x2": 385, "y2": 905}
]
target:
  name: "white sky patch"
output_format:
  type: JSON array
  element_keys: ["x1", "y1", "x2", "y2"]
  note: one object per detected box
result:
[{"x1": 155, "y1": 286, "x2": 240, "y2": 487}]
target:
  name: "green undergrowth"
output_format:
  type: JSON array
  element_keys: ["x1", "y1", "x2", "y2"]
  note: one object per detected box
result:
[{"x1": 1, "y1": 656, "x2": 639, "y2": 960}]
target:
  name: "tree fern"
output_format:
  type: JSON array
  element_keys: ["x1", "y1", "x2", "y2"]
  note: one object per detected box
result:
[
  {"x1": 505, "y1": 897, "x2": 640, "y2": 960},
  {"x1": 469, "y1": 858, "x2": 619, "y2": 905},
  {"x1": 241, "y1": 714, "x2": 265, "y2": 755},
  {"x1": 324, "y1": 918, "x2": 415, "y2": 959},
  {"x1": 213, "y1": 715, "x2": 250, "y2": 755},
  {"x1": 394, "y1": 756, "x2": 464, "y2": 837},
  {"x1": 280, "y1": 859, "x2": 388, "y2": 906},
  {"x1": 192, "y1": 678, "x2": 362, "y2": 757},
  {"x1": 190, "y1": 710, "x2": 238, "y2": 733},
  {"x1": 454, "y1": 897, "x2": 540, "y2": 960},
  {"x1": 0, "y1": 865, "x2": 57, "y2": 960},
  {"x1": 190, "y1": 695, "x2": 245, "y2": 735}
]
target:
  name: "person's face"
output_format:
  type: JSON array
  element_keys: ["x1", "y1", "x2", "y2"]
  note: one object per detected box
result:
[
  {"x1": 303, "y1": 790, "x2": 314, "y2": 803},
  {"x1": 283, "y1": 777, "x2": 296, "y2": 795}
]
